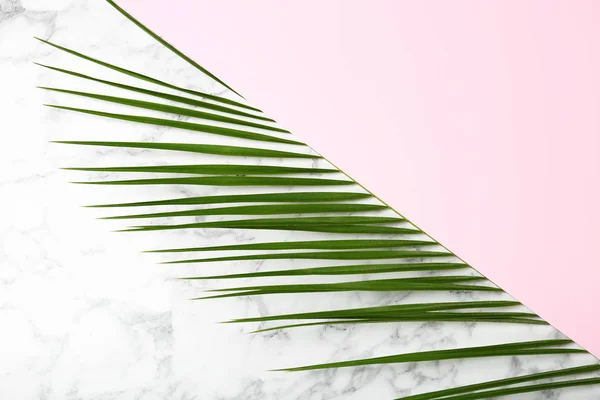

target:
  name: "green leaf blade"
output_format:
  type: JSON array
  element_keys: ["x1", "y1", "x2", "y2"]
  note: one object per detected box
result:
[
  {"x1": 65, "y1": 164, "x2": 334, "y2": 175},
  {"x1": 86, "y1": 192, "x2": 372, "y2": 208},
  {"x1": 54, "y1": 141, "x2": 318, "y2": 158},
  {"x1": 48, "y1": 105, "x2": 301, "y2": 145},
  {"x1": 42, "y1": 87, "x2": 288, "y2": 132},
  {"x1": 166, "y1": 250, "x2": 450, "y2": 264},
  {"x1": 181, "y1": 263, "x2": 470, "y2": 280},
  {"x1": 275, "y1": 340, "x2": 579, "y2": 372},
  {"x1": 105, "y1": 203, "x2": 386, "y2": 220},
  {"x1": 397, "y1": 364, "x2": 600, "y2": 400},
  {"x1": 36, "y1": 63, "x2": 273, "y2": 121},
  {"x1": 151, "y1": 239, "x2": 435, "y2": 253}
]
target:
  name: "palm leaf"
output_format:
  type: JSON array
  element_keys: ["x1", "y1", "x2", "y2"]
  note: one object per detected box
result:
[
  {"x1": 102, "y1": 203, "x2": 386, "y2": 219},
  {"x1": 224, "y1": 300, "x2": 546, "y2": 331},
  {"x1": 41, "y1": 87, "x2": 288, "y2": 132},
  {"x1": 54, "y1": 140, "x2": 318, "y2": 158},
  {"x1": 124, "y1": 219, "x2": 419, "y2": 234},
  {"x1": 397, "y1": 364, "x2": 600, "y2": 400},
  {"x1": 164, "y1": 250, "x2": 449, "y2": 264},
  {"x1": 35, "y1": 63, "x2": 273, "y2": 121},
  {"x1": 40, "y1": 2, "x2": 599, "y2": 399},
  {"x1": 149, "y1": 239, "x2": 435, "y2": 253},
  {"x1": 199, "y1": 276, "x2": 498, "y2": 300},
  {"x1": 63, "y1": 164, "x2": 336, "y2": 175},
  {"x1": 228, "y1": 300, "x2": 545, "y2": 331},
  {"x1": 77, "y1": 176, "x2": 353, "y2": 187},
  {"x1": 254, "y1": 320, "x2": 547, "y2": 331},
  {"x1": 249, "y1": 315, "x2": 548, "y2": 333},
  {"x1": 412, "y1": 378, "x2": 600, "y2": 400},
  {"x1": 180, "y1": 262, "x2": 470, "y2": 279},
  {"x1": 104, "y1": 0, "x2": 243, "y2": 97},
  {"x1": 86, "y1": 192, "x2": 372, "y2": 208},
  {"x1": 274, "y1": 340, "x2": 582, "y2": 372},
  {"x1": 226, "y1": 300, "x2": 523, "y2": 323},
  {"x1": 36, "y1": 37, "x2": 248, "y2": 106},
  {"x1": 48, "y1": 105, "x2": 302, "y2": 145}
]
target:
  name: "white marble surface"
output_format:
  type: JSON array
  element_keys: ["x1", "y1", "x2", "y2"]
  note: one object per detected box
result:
[{"x1": 1, "y1": 0, "x2": 599, "y2": 399}]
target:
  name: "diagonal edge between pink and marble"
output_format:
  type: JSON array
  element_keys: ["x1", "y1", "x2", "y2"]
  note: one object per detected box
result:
[{"x1": 118, "y1": 0, "x2": 600, "y2": 357}]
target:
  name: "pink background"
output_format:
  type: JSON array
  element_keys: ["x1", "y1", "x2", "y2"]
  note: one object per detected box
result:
[{"x1": 119, "y1": 0, "x2": 600, "y2": 356}]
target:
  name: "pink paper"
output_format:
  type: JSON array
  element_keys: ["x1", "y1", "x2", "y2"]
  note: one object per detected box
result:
[{"x1": 119, "y1": 0, "x2": 600, "y2": 356}]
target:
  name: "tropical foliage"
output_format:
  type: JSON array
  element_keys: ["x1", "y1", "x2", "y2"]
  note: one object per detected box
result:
[{"x1": 37, "y1": 0, "x2": 600, "y2": 398}]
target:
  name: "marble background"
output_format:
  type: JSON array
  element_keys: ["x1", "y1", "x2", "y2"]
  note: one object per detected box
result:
[{"x1": 1, "y1": 0, "x2": 599, "y2": 399}]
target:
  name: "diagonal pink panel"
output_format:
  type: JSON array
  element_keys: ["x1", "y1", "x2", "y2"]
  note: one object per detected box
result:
[{"x1": 119, "y1": 0, "x2": 600, "y2": 356}]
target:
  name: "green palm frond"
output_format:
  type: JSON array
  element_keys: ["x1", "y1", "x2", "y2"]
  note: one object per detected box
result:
[
  {"x1": 86, "y1": 192, "x2": 373, "y2": 208},
  {"x1": 223, "y1": 298, "x2": 547, "y2": 332},
  {"x1": 76, "y1": 176, "x2": 353, "y2": 187},
  {"x1": 222, "y1": 300, "x2": 547, "y2": 332},
  {"x1": 397, "y1": 364, "x2": 600, "y2": 400},
  {"x1": 54, "y1": 140, "x2": 318, "y2": 158},
  {"x1": 199, "y1": 276, "x2": 496, "y2": 300},
  {"x1": 37, "y1": 1, "x2": 599, "y2": 399},
  {"x1": 226, "y1": 300, "x2": 522, "y2": 323},
  {"x1": 274, "y1": 340, "x2": 584, "y2": 371},
  {"x1": 35, "y1": 36, "x2": 248, "y2": 104},
  {"x1": 49, "y1": 104, "x2": 301, "y2": 144},
  {"x1": 104, "y1": 0, "x2": 244, "y2": 98},
  {"x1": 41, "y1": 87, "x2": 290, "y2": 132},
  {"x1": 35, "y1": 63, "x2": 273, "y2": 120},
  {"x1": 418, "y1": 378, "x2": 600, "y2": 400},
  {"x1": 177, "y1": 262, "x2": 471, "y2": 279},
  {"x1": 149, "y1": 239, "x2": 435, "y2": 252},
  {"x1": 101, "y1": 204, "x2": 387, "y2": 219},
  {"x1": 63, "y1": 164, "x2": 335, "y2": 174},
  {"x1": 163, "y1": 250, "x2": 449, "y2": 264}
]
